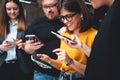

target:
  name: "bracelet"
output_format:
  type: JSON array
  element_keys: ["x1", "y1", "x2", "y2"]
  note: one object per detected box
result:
[{"x1": 66, "y1": 59, "x2": 73, "y2": 66}]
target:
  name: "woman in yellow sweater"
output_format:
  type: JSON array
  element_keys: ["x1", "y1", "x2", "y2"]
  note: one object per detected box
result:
[{"x1": 37, "y1": 0, "x2": 97, "y2": 79}]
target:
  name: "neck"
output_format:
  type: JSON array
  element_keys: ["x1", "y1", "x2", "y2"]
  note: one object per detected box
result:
[
  {"x1": 106, "y1": 0, "x2": 114, "y2": 7},
  {"x1": 73, "y1": 28, "x2": 80, "y2": 36},
  {"x1": 10, "y1": 19, "x2": 17, "y2": 24}
]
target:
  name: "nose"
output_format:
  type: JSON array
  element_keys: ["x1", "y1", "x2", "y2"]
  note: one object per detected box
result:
[
  {"x1": 11, "y1": 9, "x2": 14, "y2": 13},
  {"x1": 62, "y1": 18, "x2": 68, "y2": 24},
  {"x1": 46, "y1": 7, "x2": 52, "y2": 11}
]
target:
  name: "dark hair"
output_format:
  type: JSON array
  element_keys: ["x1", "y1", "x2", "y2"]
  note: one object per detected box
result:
[
  {"x1": 0, "y1": 0, "x2": 27, "y2": 38},
  {"x1": 59, "y1": 0, "x2": 93, "y2": 32}
]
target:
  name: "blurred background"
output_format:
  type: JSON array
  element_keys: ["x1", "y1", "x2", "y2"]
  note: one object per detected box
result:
[{"x1": 0, "y1": 0, "x2": 108, "y2": 29}]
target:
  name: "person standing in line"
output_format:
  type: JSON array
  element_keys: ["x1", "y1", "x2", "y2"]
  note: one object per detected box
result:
[
  {"x1": 0, "y1": 0, "x2": 34, "y2": 80},
  {"x1": 84, "y1": 0, "x2": 120, "y2": 80},
  {"x1": 36, "y1": 0, "x2": 97, "y2": 80},
  {"x1": 57, "y1": 0, "x2": 120, "y2": 80},
  {"x1": 24, "y1": 0, "x2": 64, "y2": 80}
]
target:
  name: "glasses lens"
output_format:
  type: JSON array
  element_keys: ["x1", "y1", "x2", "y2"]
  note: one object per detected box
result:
[
  {"x1": 59, "y1": 13, "x2": 76, "y2": 22},
  {"x1": 42, "y1": 3, "x2": 58, "y2": 8}
]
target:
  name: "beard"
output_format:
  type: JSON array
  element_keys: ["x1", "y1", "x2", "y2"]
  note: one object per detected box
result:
[{"x1": 47, "y1": 11, "x2": 57, "y2": 20}]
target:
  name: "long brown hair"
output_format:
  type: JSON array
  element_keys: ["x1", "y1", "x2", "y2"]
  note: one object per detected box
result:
[{"x1": 0, "y1": 0, "x2": 27, "y2": 38}]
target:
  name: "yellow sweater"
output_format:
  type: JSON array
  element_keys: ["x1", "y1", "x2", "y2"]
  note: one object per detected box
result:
[{"x1": 59, "y1": 28, "x2": 97, "y2": 73}]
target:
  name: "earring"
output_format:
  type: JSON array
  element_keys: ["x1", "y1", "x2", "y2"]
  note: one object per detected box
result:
[{"x1": 81, "y1": 15, "x2": 83, "y2": 20}]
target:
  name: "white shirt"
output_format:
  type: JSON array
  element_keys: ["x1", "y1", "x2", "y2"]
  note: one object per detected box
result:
[{"x1": 5, "y1": 21, "x2": 18, "y2": 61}]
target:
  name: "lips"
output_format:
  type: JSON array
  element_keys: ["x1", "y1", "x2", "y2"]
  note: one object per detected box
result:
[{"x1": 66, "y1": 23, "x2": 71, "y2": 27}]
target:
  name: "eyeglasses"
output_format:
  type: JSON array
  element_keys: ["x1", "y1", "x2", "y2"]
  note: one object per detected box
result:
[
  {"x1": 42, "y1": 3, "x2": 58, "y2": 9},
  {"x1": 59, "y1": 13, "x2": 77, "y2": 22}
]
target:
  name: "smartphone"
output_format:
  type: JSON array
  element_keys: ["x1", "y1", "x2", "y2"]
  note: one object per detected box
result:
[
  {"x1": 51, "y1": 31, "x2": 77, "y2": 44},
  {"x1": 6, "y1": 41, "x2": 16, "y2": 46},
  {"x1": 25, "y1": 34, "x2": 41, "y2": 42},
  {"x1": 31, "y1": 55, "x2": 52, "y2": 69}
]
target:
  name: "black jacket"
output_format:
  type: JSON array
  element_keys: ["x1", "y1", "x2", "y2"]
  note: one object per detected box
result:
[
  {"x1": 27, "y1": 16, "x2": 64, "y2": 77},
  {"x1": 85, "y1": 0, "x2": 120, "y2": 80},
  {"x1": 0, "y1": 30, "x2": 34, "y2": 74}
]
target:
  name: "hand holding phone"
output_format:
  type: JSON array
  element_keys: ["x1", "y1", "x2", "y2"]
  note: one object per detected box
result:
[
  {"x1": 25, "y1": 34, "x2": 42, "y2": 42},
  {"x1": 6, "y1": 41, "x2": 16, "y2": 46},
  {"x1": 31, "y1": 55, "x2": 52, "y2": 69},
  {"x1": 51, "y1": 31, "x2": 77, "y2": 44}
]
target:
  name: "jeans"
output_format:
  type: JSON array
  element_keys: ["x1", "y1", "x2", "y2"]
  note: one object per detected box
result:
[
  {"x1": 34, "y1": 70, "x2": 59, "y2": 80},
  {"x1": 58, "y1": 72, "x2": 84, "y2": 80}
]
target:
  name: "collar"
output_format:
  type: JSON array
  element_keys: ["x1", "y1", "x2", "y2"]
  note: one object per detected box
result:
[{"x1": 9, "y1": 20, "x2": 18, "y2": 26}]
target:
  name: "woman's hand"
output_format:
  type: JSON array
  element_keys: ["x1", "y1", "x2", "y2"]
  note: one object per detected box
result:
[
  {"x1": 57, "y1": 26, "x2": 67, "y2": 35},
  {"x1": 37, "y1": 54, "x2": 51, "y2": 69},
  {"x1": 37, "y1": 54, "x2": 51, "y2": 63},
  {"x1": 13, "y1": 39, "x2": 25, "y2": 49},
  {"x1": 37, "y1": 54, "x2": 62, "y2": 70},
  {"x1": 61, "y1": 34, "x2": 91, "y2": 57},
  {"x1": 0, "y1": 41, "x2": 14, "y2": 51},
  {"x1": 52, "y1": 48, "x2": 71, "y2": 64},
  {"x1": 60, "y1": 34, "x2": 83, "y2": 49}
]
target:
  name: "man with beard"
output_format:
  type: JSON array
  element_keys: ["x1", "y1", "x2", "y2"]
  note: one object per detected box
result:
[{"x1": 24, "y1": 0, "x2": 64, "y2": 80}]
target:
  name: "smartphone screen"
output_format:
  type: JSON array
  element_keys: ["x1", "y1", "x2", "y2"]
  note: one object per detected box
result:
[
  {"x1": 25, "y1": 34, "x2": 41, "y2": 42},
  {"x1": 51, "y1": 31, "x2": 77, "y2": 44},
  {"x1": 31, "y1": 55, "x2": 52, "y2": 69}
]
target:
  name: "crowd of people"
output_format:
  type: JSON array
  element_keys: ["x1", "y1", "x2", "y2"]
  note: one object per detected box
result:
[{"x1": 0, "y1": 0, "x2": 120, "y2": 80}]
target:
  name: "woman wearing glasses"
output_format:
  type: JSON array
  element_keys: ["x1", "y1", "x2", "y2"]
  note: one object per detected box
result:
[{"x1": 37, "y1": 0, "x2": 97, "y2": 79}]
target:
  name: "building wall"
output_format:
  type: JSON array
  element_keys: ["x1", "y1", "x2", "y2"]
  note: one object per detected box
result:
[
  {"x1": 0, "y1": 0, "x2": 107, "y2": 28},
  {"x1": 22, "y1": 3, "x2": 44, "y2": 25}
]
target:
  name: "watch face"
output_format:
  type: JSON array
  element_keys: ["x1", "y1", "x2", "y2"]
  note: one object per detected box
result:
[{"x1": 66, "y1": 59, "x2": 73, "y2": 66}]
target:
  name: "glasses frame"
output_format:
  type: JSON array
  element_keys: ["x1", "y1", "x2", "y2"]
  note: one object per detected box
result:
[
  {"x1": 42, "y1": 2, "x2": 58, "y2": 9},
  {"x1": 59, "y1": 13, "x2": 77, "y2": 22}
]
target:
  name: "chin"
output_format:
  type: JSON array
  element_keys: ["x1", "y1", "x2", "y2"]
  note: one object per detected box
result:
[
  {"x1": 68, "y1": 28, "x2": 73, "y2": 31},
  {"x1": 67, "y1": 29, "x2": 73, "y2": 33},
  {"x1": 93, "y1": 4, "x2": 101, "y2": 9},
  {"x1": 48, "y1": 16, "x2": 56, "y2": 20}
]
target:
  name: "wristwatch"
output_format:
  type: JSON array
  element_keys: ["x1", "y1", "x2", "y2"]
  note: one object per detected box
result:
[{"x1": 66, "y1": 58, "x2": 73, "y2": 66}]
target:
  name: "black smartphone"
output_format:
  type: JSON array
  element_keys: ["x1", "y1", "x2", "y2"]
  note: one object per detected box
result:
[
  {"x1": 51, "y1": 31, "x2": 77, "y2": 44},
  {"x1": 31, "y1": 55, "x2": 52, "y2": 69},
  {"x1": 25, "y1": 34, "x2": 41, "y2": 42}
]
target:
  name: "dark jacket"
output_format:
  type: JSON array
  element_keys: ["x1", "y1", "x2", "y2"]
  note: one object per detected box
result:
[
  {"x1": 27, "y1": 16, "x2": 64, "y2": 77},
  {"x1": 85, "y1": 0, "x2": 120, "y2": 80},
  {"x1": 0, "y1": 30, "x2": 34, "y2": 74}
]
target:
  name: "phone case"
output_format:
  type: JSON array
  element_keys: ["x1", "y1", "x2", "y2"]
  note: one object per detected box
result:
[
  {"x1": 31, "y1": 55, "x2": 52, "y2": 69},
  {"x1": 51, "y1": 31, "x2": 77, "y2": 44},
  {"x1": 6, "y1": 41, "x2": 16, "y2": 46},
  {"x1": 25, "y1": 34, "x2": 42, "y2": 42}
]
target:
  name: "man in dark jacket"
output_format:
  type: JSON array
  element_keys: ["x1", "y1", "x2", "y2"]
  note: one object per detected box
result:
[{"x1": 24, "y1": 0, "x2": 64, "y2": 80}]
